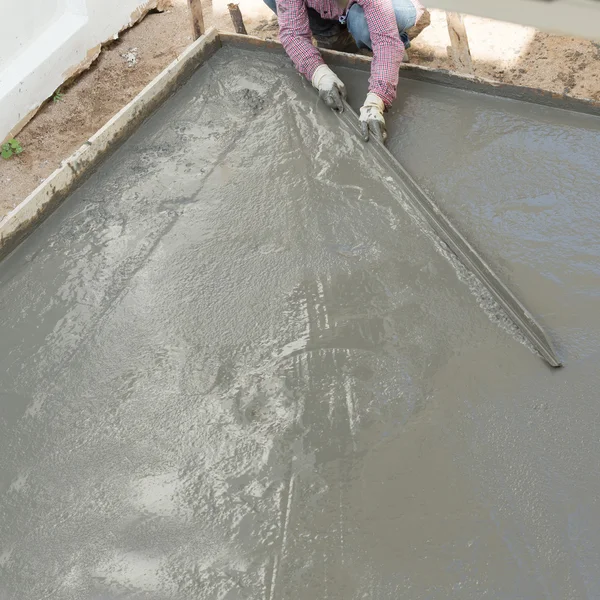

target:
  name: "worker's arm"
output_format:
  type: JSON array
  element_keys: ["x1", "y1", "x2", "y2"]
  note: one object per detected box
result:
[
  {"x1": 277, "y1": 0, "x2": 346, "y2": 111},
  {"x1": 356, "y1": 0, "x2": 405, "y2": 142}
]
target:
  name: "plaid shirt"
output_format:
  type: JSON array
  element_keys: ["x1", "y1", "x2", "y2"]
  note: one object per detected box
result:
[{"x1": 277, "y1": 0, "x2": 404, "y2": 107}]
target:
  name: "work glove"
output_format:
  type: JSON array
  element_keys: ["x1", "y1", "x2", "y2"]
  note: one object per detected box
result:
[
  {"x1": 360, "y1": 92, "x2": 387, "y2": 144},
  {"x1": 312, "y1": 64, "x2": 347, "y2": 112}
]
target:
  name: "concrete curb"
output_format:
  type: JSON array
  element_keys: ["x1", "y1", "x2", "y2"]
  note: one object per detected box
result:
[{"x1": 0, "y1": 27, "x2": 221, "y2": 259}]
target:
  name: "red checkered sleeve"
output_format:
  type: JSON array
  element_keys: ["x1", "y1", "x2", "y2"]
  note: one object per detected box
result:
[
  {"x1": 277, "y1": 0, "x2": 325, "y2": 82},
  {"x1": 356, "y1": 0, "x2": 404, "y2": 107}
]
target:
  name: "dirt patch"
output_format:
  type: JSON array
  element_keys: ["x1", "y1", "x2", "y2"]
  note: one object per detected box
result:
[
  {"x1": 1, "y1": 1, "x2": 599, "y2": 219},
  {"x1": 407, "y1": 9, "x2": 600, "y2": 100}
]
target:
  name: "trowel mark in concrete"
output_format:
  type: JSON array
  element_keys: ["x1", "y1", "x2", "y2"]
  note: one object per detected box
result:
[
  {"x1": 434, "y1": 238, "x2": 536, "y2": 353},
  {"x1": 1, "y1": 47, "x2": 600, "y2": 599}
]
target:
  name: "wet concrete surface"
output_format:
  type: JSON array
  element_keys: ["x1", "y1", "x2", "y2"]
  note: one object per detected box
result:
[
  {"x1": 1, "y1": 48, "x2": 600, "y2": 598},
  {"x1": 343, "y1": 66, "x2": 600, "y2": 362}
]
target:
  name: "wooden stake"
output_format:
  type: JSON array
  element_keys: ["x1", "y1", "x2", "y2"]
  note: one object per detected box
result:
[
  {"x1": 203, "y1": 0, "x2": 214, "y2": 30},
  {"x1": 446, "y1": 12, "x2": 473, "y2": 75},
  {"x1": 187, "y1": 0, "x2": 205, "y2": 40},
  {"x1": 227, "y1": 3, "x2": 248, "y2": 35}
]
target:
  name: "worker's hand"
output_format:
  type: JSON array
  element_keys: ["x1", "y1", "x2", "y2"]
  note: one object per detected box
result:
[
  {"x1": 359, "y1": 93, "x2": 387, "y2": 144},
  {"x1": 312, "y1": 64, "x2": 347, "y2": 112}
]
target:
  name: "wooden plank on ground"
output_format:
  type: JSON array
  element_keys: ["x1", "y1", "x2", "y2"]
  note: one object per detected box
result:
[
  {"x1": 446, "y1": 12, "x2": 473, "y2": 75},
  {"x1": 188, "y1": 0, "x2": 205, "y2": 40},
  {"x1": 227, "y1": 3, "x2": 248, "y2": 35}
]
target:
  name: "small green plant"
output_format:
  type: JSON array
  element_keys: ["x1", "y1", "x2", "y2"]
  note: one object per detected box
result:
[
  {"x1": 53, "y1": 89, "x2": 64, "y2": 103},
  {"x1": 1, "y1": 139, "x2": 23, "y2": 160}
]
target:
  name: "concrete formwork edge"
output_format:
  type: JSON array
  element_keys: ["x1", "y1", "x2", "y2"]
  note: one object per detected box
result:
[
  {"x1": 221, "y1": 32, "x2": 600, "y2": 117},
  {"x1": 0, "y1": 27, "x2": 221, "y2": 260}
]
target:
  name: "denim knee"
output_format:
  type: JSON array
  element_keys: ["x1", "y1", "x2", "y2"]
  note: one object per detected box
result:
[
  {"x1": 346, "y1": 0, "x2": 416, "y2": 50},
  {"x1": 392, "y1": 0, "x2": 417, "y2": 32},
  {"x1": 263, "y1": 0, "x2": 277, "y2": 14}
]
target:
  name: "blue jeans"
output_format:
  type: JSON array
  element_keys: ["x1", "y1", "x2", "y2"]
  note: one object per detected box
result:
[
  {"x1": 348, "y1": 0, "x2": 416, "y2": 49},
  {"x1": 263, "y1": 0, "x2": 417, "y2": 49}
]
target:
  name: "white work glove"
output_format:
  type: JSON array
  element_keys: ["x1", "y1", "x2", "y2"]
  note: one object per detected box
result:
[
  {"x1": 312, "y1": 64, "x2": 347, "y2": 112},
  {"x1": 360, "y1": 92, "x2": 387, "y2": 144}
]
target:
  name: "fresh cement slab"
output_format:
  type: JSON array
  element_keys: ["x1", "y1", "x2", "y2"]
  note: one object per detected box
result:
[{"x1": 1, "y1": 47, "x2": 599, "y2": 599}]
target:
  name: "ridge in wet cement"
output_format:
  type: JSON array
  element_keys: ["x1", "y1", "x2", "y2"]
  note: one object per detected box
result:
[{"x1": 1, "y1": 47, "x2": 600, "y2": 598}]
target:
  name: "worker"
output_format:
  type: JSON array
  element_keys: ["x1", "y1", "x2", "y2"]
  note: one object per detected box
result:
[{"x1": 263, "y1": 0, "x2": 430, "y2": 143}]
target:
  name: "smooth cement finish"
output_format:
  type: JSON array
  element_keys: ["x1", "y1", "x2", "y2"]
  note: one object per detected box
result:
[{"x1": 1, "y1": 48, "x2": 600, "y2": 598}]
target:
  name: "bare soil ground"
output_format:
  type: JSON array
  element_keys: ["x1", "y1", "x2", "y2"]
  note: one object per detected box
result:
[{"x1": 1, "y1": 0, "x2": 599, "y2": 219}]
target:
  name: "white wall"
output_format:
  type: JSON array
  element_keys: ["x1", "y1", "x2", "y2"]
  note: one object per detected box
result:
[{"x1": 0, "y1": 0, "x2": 160, "y2": 142}]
